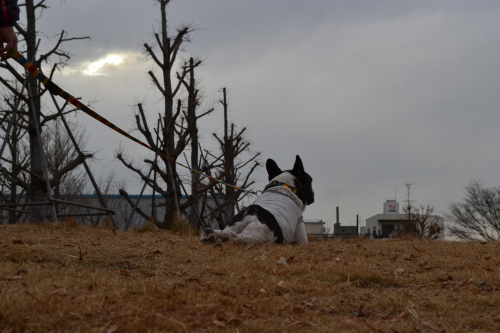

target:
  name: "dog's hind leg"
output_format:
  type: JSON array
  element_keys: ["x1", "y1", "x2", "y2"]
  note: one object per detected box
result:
[
  {"x1": 201, "y1": 224, "x2": 241, "y2": 243},
  {"x1": 200, "y1": 228, "x2": 218, "y2": 243},
  {"x1": 211, "y1": 228, "x2": 238, "y2": 242},
  {"x1": 232, "y1": 220, "x2": 276, "y2": 244},
  {"x1": 200, "y1": 216, "x2": 275, "y2": 244},
  {"x1": 201, "y1": 213, "x2": 245, "y2": 243}
]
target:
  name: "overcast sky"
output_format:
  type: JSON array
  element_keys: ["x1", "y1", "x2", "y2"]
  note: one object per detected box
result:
[{"x1": 5, "y1": 0, "x2": 500, "y2": 231}]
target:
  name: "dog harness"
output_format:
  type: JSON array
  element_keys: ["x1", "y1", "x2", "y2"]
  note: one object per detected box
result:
[{"x1": 253, "y1": 186, "x2": 304, "y2": 243}]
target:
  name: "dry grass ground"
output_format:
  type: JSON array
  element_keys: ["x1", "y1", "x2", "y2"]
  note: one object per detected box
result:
[{"x1": 0, "y1": 222, "x2": 499, "y2": 333}]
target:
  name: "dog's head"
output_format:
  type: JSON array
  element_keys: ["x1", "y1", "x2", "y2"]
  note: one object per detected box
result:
[{"x1": 265, "y1": 155, "x2": 315, "y2": 206}]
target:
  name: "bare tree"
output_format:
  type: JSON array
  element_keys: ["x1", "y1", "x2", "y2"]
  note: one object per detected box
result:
[
  {"x1": 116, "y1": 1, "x2": 262, "y2": 230},
  {"x1": 0, "y1": 87, "x2": 30, "y2": 223},
  {"x1": 0, "y1": 0, "x2": 90, "y2": 223},
  {"x1": 206, "y1": 88, "x2": 260, "y2": 229},
  {"x1": 117, "y1": 0, "x2": 222, "y2": 229},
  {"x1": 402, "y1": 204, "x2": 442, "y2": 240},
  {"x1": 447, "y1": 181, "x2": 500, "y2": 241},
  {"x1": 398, "y1": 184, "x2": 442, "y2": 239},
  {"x1": 42, "y1": 120, "x2": 93, "y2": 212},
  {"x1": 0, "y1": 108, "x2": 95, "y2": 223}
]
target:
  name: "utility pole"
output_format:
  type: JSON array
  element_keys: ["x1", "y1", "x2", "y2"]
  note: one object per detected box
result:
[{"x1": 404, "y1": 183, "x2": 414, "y2": 221}]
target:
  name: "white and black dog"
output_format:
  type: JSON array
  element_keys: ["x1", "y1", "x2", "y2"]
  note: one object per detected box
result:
[{"x1": 201, "y1": 155, "x2": 314, "y2": 244}]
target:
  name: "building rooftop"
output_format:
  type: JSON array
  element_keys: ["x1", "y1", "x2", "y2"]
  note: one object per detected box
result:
[{"x1": 304, "y1": 219, "x2": 326, "y2": 224}]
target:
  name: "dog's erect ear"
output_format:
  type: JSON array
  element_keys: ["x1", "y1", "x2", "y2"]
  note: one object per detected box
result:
[
  {"x1": 266, "y1": 159, "x2": 282, "y2": 181},
  {"x1": 292, "y1": 155, "x2": 305, "y2": 176}
]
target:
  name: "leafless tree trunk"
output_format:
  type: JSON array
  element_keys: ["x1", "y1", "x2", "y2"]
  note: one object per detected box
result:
[{"x1": 24, "y1": 0, "x2": 45, "y2": 223}]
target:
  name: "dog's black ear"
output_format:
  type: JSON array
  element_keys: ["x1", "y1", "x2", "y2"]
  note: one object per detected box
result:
[
  {"x1": 266, "y1": 159, "x2": 282, "y2": 181},
  {"x1": 292, "y1": 155, "x2": 305, "y2": 176}
]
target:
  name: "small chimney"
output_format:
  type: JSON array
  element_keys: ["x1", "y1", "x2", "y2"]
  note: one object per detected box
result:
[
  {"x1": 336, "y1": 206, "x2": 339, "y2": 225},
  {"x1": 356, "y1": 214, "x2": 359, "y2": 236}
]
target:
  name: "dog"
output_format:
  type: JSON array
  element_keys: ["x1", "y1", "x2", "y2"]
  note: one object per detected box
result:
[{"x1": 200, "y1": 155, "x2": 314, "y2": 244}]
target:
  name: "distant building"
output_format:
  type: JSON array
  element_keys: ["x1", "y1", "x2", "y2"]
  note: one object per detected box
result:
[
  {"x1": 333, "y1": 222, "x2": 358, "y2": 237},
  {"x1": 332, "y1": 206, "x2": 359, "y2": 238},
  {"x1": 304, "y1": 219, "x2": 326, "y2": 235},
  {"x1": 364, "y1": 200, "x2": 444, "y2": 240},
  {"x1": 304, "y1": 214, "x2": 359, "y2": 238}
]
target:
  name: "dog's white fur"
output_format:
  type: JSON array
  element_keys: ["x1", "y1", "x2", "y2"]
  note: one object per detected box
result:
[
  {"x1": 209, "y1": 215, "x2": 278, "y2": 244},
  {"x1": 201, "y1": 171, "x2": 309, "y2": 245}
]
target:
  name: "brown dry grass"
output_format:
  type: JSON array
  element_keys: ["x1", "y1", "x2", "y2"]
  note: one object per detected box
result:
[{"x1": 1, "y1": 223, "x2": 499, "y2": 333}]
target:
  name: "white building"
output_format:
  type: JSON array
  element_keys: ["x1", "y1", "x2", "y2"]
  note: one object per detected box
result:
[
  {"x1": 304, "y1": 219, "x2": 326, "y2": 235},
  {"x1": 364, "y1": 200, "x2": 444, "y2": 240}
]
